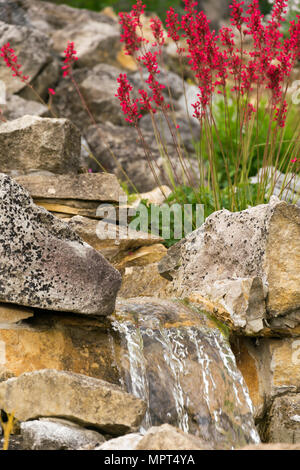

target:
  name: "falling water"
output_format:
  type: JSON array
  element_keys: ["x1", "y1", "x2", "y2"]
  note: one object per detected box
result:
[{"x1": 110, "y1": 298, "x2": 260, "y2": 448}]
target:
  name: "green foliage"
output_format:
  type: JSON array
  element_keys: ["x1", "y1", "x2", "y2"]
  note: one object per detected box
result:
[
  {"x1": 199, "y1": 94, "x2": 297, "y2": 191},
  {"x1": 46, "y1": 0, "x2": 119, "y2": 10},
  {"x1": 258, "y1": 0, "x2": 272, "y2": 16},
  {"x1": 129, "y1": 94, "x2": 299, "y2": 247},
  {"x1": 46, "y1": 0, "x2": 183, "y2": 18},
  {"x1": 132, "y1": 181, "x2": 263, "y2": 248}
]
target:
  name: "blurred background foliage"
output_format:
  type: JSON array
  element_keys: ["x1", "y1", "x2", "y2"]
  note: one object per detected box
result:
[
  {"x1": 45, "y1": 0, "x2": 273, "y2": 20},
  {"x1": 45, "y1": 0, "x2": 183, "y2": 18}
]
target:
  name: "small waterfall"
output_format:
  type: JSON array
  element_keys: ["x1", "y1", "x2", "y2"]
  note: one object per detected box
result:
[
  {"x1": 110, "y1": 298, "x2": 260, "y2": 448},
  {"x1": 111, "y1": 320, "x2": 152, "y2": 432}
]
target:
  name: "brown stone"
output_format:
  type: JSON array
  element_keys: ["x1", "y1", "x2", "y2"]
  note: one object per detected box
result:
[
  {"x1": 15, "y1": 173, "x2": 124, "y2": 202},
  {"x1": 67, "y1": 216, "x2": 163, "y2": 263},
  {"x1": 159, "y1": 198, "x2": 300, "y2": 336},
  {"x1": 0, "y1": 116, "x2": 81, "y2": 175},
  {"x1": 231, "y1": 338, "x2": 266, "y2": 419},
  {"x1": 0, "y1": 303, "x2": 33, "y2": 325},
  {"x1": 264, "y1": 394, "x2": 300, "y2": 444},
  {"x1": 116, "y1": 244, "x2": 167, "y2": 270},
  {"x1": 0, "y1": 369, "x2": 146, "y2": 435},
  {"x1": 0, "y1": 313, "x2": 120, "y2": 383},
  {"x1": 231, "y1": 336, "x2": 300, "y2": 421},
  {"x1": 136, "y1": 424, "x2": 214, "y2": 450},
  {"x1": 118, "y1": 263, "x2": 170, "y2": 298}
]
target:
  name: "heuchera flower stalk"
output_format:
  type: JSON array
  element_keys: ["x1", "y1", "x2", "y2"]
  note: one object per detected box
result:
[
  {"x1": 62, "y1": 41, "x2": 78, "y2": 77},
  {"x1": 115, "y1": 0, "x2": 299, "y2": 211},
  {"x1": 0, "y1": 42, "x2": 29, "y2": 82}
]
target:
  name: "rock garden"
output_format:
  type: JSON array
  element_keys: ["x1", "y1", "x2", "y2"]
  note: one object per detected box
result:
[{"x1": 0, "y1": 0, "x2": 299, "y2": 451}]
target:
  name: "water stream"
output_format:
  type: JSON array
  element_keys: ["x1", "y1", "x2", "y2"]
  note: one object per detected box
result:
[{"x1": 110, "y1": 297, "x2": 260, "y2": 448}]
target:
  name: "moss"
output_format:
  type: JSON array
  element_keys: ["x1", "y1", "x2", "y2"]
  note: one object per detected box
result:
[{"x1": 178, "y1": 298, "x2": 231, "y2": 339}]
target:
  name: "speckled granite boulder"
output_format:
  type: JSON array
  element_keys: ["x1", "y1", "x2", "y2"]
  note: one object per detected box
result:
[
  {"x1": 0, "y1": 173, "x2": 121, "y2": 315},
  {"x1": 159, "y1": 197, "x2": 300, "y2": 336}
]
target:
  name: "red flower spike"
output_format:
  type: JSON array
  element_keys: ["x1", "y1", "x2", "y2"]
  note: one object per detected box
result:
[
  {"x1": 229, "y1": 0, "x2": 247, "y2": 32},
  {"x1": 62, "y1": 41, "x2": 78, "y2": 78},
  {"x1": 150, "y1": 17, "x2": 165, "y2": 47},
  {"x1": 115, "y1": 73, "x2": 142, "y2": 125},
  {"x1": 166, "y1": 7, "x2": 181, "y2": 44},
  {"x1": 0, "y1": 42, "x2": 29, "y2": 83}
]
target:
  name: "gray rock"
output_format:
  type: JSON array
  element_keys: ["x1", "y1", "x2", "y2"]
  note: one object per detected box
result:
[
  {"x1": 85, "y1": 121, "x2": 192, "y2": 192},
  {"x1": 4, "y1": 94, "x2": 48, "y2": 121},
  {"x1": 140, "y1": 112, "x2": 199, "y2": 153},
  {"x1": 0, "y1": 115, "x2": 81, "y2": 175},
  {"x1": 19, "y1": 56, "x2": 60, "y2": 102},
  {"x1": 251, "y1": 167, "x2": 300, "y2": 207},
  {"x1": 0, "y1": 369, "x2": 147, "y2": 435},
  {"x1": 159, "y1": 197, "x2": 300, "y2": 335},
  {"x1": 264, "y1": 394, "x2": 300, "y2": 444},
  {"x1": 21, "y1": 0, "x2": 117, "y2": 36},
  {"x1": 21, "y1": 418, "x2": 105, "y2": 450},
  {"x1": 130, "y1": 69, "x2": 184, "y2": 101},
  {"x1": 0, "y1": 173, "x2": 121, "y2": 316},
  {"x1": 0, "y1": 0, "x2": 29, "y2": 26},
  {"x1": 52, "y1": 19, "x2": 121, "y2": 69},
  {"x1": 197, "y1": 0, "x2": 230, "y2": 30},
  {"x1": 52, "y1": 65, "x2": 124, "y2": 132}
]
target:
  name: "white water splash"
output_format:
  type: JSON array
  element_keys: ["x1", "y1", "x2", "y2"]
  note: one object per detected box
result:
[
  {"x1": 155, "y1": 326, "x2": 190, "y2": 433},
  {"x1": 111, "y1": 319, "x2": 152, "y2": 431}
]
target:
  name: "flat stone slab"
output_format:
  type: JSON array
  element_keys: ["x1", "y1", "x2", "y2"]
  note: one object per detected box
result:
[
  {"x1": 68, "y1": 216, "x2": 163, "y2": 262},
  {"x1": 0, "y1": 173, "x2": 121, "y2": 316},
  {"x1": 0, "y1": 369, "x2": 147, "y2": 435},
  {"x1": 15, "y1": 173, "x2": 125, "y2": 202},
  {"x1": 0, "y1": 115, "x2": 81, "y2": 174}
]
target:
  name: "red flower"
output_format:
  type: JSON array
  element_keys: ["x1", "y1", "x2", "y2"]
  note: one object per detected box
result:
[
  {"x1": 274, "y1": 100, "x2": 287, "y2": 127},
  {"x1": 118, "y1": 1, "x2": 147, "y2": 56},
  {"x1": 62, "y1": 41, "x2": 78, "y2": 78},
  {"x1": 115, "y1": 73, "x2": 142, "y2": 124},
  {"x1": 150, "y1": 17, "x2": 165, "y2": 47},
  {"x1": 0, "y1": 42, "x2": 29, "y2": 82},
  {"x1": 166, "y1": 7, "x2": 181, "y2": 44},
  {"x1": 229, "y1": 0, "x2": 247, "y2": 32},
  {"x1": 138, "y1": 89, "x2": 156, "y2": 113},
  {"x1": 131, "y1": 0, "x2": 145, "y2": 28},
  {"x1": 48, "y1": 88, "x2": 56, "y2": 95},
  {"x1": 138, "y1": 51, "x2": 165, "y2": 107}
]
